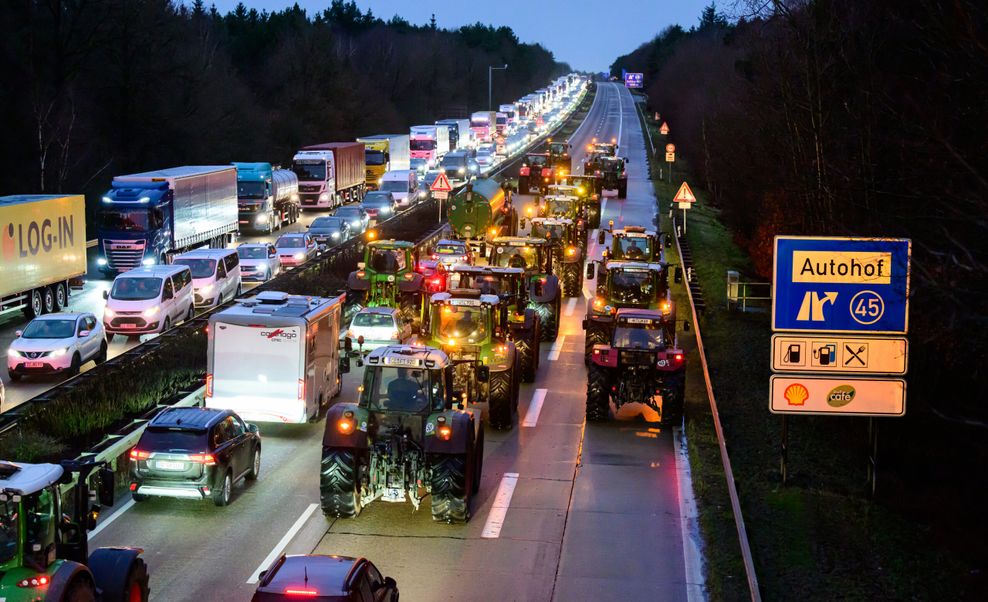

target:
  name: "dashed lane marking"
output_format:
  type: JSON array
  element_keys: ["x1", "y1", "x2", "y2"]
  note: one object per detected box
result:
[
  {"x1": 548, "y1": 335, "x2": 566, "y2": 361},
  {"x1": 247, "y1": 503, "x2": 319, "y2": 583},
  {"x1": 523, "y1": 389, "x2": 548, "y2": 427},
  {"x1": 89, "y1": 500, "x2": 135, "y2": 540},
  {"x1": 564, "y1": 297, "x2": 578, "y2": 316},
  {"x1": 481, "y1": 472, "x2": 520, "y2": 538}
]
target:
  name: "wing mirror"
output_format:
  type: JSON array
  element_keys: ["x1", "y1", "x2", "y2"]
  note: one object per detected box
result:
[
  {"x1": 477, "y1": 365, "x2": 490, "y2": 382},
  {"x1": 585, "y1": 263, "x2": 596, "y2": 280},
  {"x1": 597, "y1": 230, "x2": 605, "y2": 245},
  {"x1": 344, "y1": 336, "x2": 353, "y2": 352},
  {"x1": 682, "y1": 321, "x2": 691, "y2": 332},
  {"x1": 97, "y1": 465, "x2": 115, "y2": 507},
  {"x1": 102, "y1": 290, "x2": 109, "y2": 300},
  {"x1": 14, "y1": 330, "x2": 22, "y2": 338},
  {"x1": 357, "y1": 262, "x2": 366, "y2": 270}
]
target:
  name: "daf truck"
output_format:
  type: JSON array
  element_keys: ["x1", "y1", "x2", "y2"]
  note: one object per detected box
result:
[
  {"x1": 205, "y1": 290, "x2": 347, "y2": 424},
  {"x1": 0, "y1": 194, "x2": 87, "y2": 319},
  {"x1": 409, "y1": 125, "x2": 450, "y2": 171},
  {"x1": 436, "y1": 118, "x2": 472, "y2": 150},
  {"x1": 97, "y1": 166, "x2": 238, "y2": 274},
  {"x1": 294, "y1": 142, "x2": 365, "y2": 210},
  {"x1": 233, "y1": 162, "x2": 300, "y2": 233},
  {"x1": 357, "y1": 134, "x2": 410, "y2": 190}
]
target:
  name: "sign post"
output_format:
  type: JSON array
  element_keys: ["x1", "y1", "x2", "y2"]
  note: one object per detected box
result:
[
  {"x1": 770, "y1": 236, "x2": 911, "y2": 491},
  {"x1": 659, "y1": 122, "x2": 669, "y2": 135},
  {"x1": 672, "y1": 181, "x2": 696, "y2": 233},
  {"x1": 431, "y1": 172, "x2": 453, "y2": 223},
  {"x1": 665, "y1": 143, "x2": 675, "y2": 182}
]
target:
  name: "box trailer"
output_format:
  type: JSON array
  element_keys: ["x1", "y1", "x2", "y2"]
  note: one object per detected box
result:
[
  {"x1": 356, "y1": 134, "x2": 410, "y2": 190},
  {"x1": 206, "y1": 290, "x2": 346, "y2": 424}
]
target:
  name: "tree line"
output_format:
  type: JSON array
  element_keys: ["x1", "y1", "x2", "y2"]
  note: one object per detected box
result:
[
  {"x1": 612, "y1": 1, "x2": 988, "y2": 419},
  {"x1": 0, "y1": 0, "x2": 567, "y2": 198}
]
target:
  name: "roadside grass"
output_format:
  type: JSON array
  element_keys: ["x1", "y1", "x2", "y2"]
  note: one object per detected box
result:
[{"x1": 635, "y1": 105, "x2": 968, "y2": 600}]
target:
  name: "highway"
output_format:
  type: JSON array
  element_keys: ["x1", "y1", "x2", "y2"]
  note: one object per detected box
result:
[{"x1": 82, "y1": 83, "x2": 703, "y2": 601}]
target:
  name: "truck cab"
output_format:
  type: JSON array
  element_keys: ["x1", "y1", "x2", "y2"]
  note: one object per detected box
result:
[
  {"x1": 233, "y1": 162, "x2": 300, "y2": 233},
  {"x1": 97, "y1": 181, "x2": 172, "y2": 273}
]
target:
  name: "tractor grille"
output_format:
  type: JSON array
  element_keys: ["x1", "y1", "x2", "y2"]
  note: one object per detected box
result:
[{"x1": 103, "y1": 239, "x2": 147, "y2": 271}]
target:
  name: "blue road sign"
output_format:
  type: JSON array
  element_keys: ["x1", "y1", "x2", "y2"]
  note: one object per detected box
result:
[
  {"x1": 773, "y1": 236, "x2": 911, "y2": 334},
  {"x1": 624, "y1": 72, "x2": 643, "y2": 88}
]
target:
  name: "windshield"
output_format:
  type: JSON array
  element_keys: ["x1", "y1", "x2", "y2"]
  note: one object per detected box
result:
[
  {"x1": 238, "y1": 247, "x2": 268, "y2": 260},
  {"x1": 22, "y1": 319, "x2": 76, "y2": 339},
  {"x1": 0, "y1": 499, "x2": 18, "y2": 564},
  {"x1": 492, "y1": 246, "x2": 538, "y2": 269},
  {"x1": 276, "y1": 236, "x2": 305, "y2": 248},
  {"x1": 102, "y1": 208, "x2": 149, "y2": 231},
  {"x1": 525, "y1": 155, "x2": 548, "y2": 168},
  {"x1": 440, "y1": 157, "x2": 466, "y2": 170},
  {"x1": 237, "y1": 181, "x2": 266, "y2": 199},
  {"x1": 434, "y1": 304, "x2": 489, "y2": 344},
  {"x1": 352, "y1": 312, "x2": 396, "y2": 328},
  {"x1": 548, "y1": 200, "x2": 573, "y2": 215},
  {"x1": 410, "y1": 139, "x2": 436, "y2": 151},
  {"x1": 615, "y1": 237, "x2": 653, "y2": 260},
  {"x1": 435, "y1": 243, "x2": 465, "y2": 255},
  {"x1": 365, "y1": 150, "x2": 386, "y2": 166},
  {"x1": 449, "y1": 273, "x2": 506, "y2": 296},
  {"x1": 311, "y1": 217, "x2": 343, "y2": 229},
  {"x1": 369, "y1": 249, "x2": 404, "y2": 273},
  {"x1": 532, "y1": 223, "x2": 565, "y2": 241},
  {"x1": 362, "y1": 366, "x2": 437, "y2": 413},
  {"x1": 550, "y1": 143, "x2": 567, "y2": 154},
  {"x1": 293, "y1": 161, "x2": 326, "y2": 181},
  {"x1": 380, "y1": 180, "x2": 408, "y2": 193},
  {"x1": 608, "y1": 270, "x2": 656, "y2": 304},
  {"x1": 334, "y1": 207, "x2": 361, "y2": 219},
  {"x1": 110, "y1": 277, "x2": 162, "y2": 301},
  {"x1": 173, "y1": 258, "x2": 216, "y2": 279},
  {"x1": 613, "y1": 326, "x2": 665, "y2": 350}
]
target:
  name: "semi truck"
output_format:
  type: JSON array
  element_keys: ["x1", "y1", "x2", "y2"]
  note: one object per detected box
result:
[
  {"x1": 293, "y1": 142, "x2": 366, "y2": 210},
  {"x1": 499, "y1": 104, "x2": 517, "y2": 125},
  {"x1": 205, "y1": 290, "x2": 347, "y2": 424},
  {"x1": 233, "y1": 162, "x2": 300, "y2": 233},
  {"x1": 471, "y1": 111, "x2": 497, "y2": 144},
  {"x1": 0, "y1": 194, "x2": 87, "y2": 319},
  {"x1": 97, "y1": 166, "x2": 238, "y2": 274},
  {"x1": 357, "y1": 134, "x2": 410, "y2": 190},
  {"x1": 409, "y1": 125, "x2": 450, "y2": 171},
  {"x1": 435, "y1": 119, "x2": 472, "y2": 150},
  {"x1": 448, "y1": 179, "x2": 516, "y2": 250}
]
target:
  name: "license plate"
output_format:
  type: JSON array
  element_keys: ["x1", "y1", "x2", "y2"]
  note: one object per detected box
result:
[
  {"x1": 383, "y1": 487, "x2": 404, "y2": 502},
  {"x1": 25, "y1": 361, "x2": 44, "y2": 368},
  {"x1": 155, "y1": 460, "x2": 184, "y2": 471},
  {"x1": 119, "y1": 323, "x2": 138, "y2": 329}
]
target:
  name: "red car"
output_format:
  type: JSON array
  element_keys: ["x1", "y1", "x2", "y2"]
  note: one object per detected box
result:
[{"x1": 416, "y1": 259, "x2": 448, "y2": 293}]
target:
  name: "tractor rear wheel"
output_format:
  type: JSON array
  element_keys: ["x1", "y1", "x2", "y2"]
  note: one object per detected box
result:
[
  {"x1": 561, "y1": 263, "x2": 580, "y2": 298},
  {"x1": 535, "y1": 295, "x2": 561, "y2": 342},
  {"x1": 431, "y1": 453, "x2": 471, "y2": 523},
  {"x1": 64, "y1": 575, "x2": 97, "y2": 602},
  {"x1": 488, "y1": 368, "x2": 515, "y2": 430},
  {"x1": 586, "y1": 363, "x2": 610, "y2": 422},
  {"x1": 584, "y1": 322, "x2": 609, "y2": 365},
  {"x1": 662, "y1": 376, "x2": 686, "y2": 426},
  {"x1": 320, "y1": 448, "x2": 362, "y2": 518}
]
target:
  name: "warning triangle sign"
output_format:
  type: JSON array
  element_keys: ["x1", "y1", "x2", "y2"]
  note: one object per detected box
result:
[
  {"x1": 430, "y1": 172, "x2": 453, "y2": 193},
  {"x1": 673, "y1": 181, "x2": 696, "y2": 204}
]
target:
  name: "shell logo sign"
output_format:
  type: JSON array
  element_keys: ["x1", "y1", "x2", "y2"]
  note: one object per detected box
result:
[{"x1": 783, "y1": 383, "x2": 808, "y2": 406}]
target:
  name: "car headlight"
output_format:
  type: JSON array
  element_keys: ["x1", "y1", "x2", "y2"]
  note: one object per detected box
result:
[
  {"x1": 351, "y1": 220, "x2": 361, "y2": 227},
  {"x1": 256, "y1": 213, "x2": 270, "y2": 223},
  {"x1": 104, "y1": 307, "x2": 115, "y2": 319},
  {"x1": 458, "y1": 168, "x2": 466, "y2": 174},
  {"x1": 8, "y1": 349, "x2": 21, "y2": 358},
  {"x1": 97, "y1": 257, "x2": 107, "y2": 266},
  {"x1": 319, "y1": 192, "x2": 330, "y2": 201},
  {"x1": 379, "y1": 207, "x2": 391, "y2": 215},
  {"x1": 331, "y1": 232, "x2": 340, "y2": 238},
  {"x1": 142, "y1": 257, "x2": 156, "y2": 266},
  {"x1": 199, "y1": 284, "x2": 214, "y2": 295},
  {"x1": 142, "y1": 306, "x2": 160, "y2": 318},
  {"x1": 50, "y1": 347, "x2": 68, "y2": 358},
  {"x1": 294, "y1": 252, "x2": 305, "y2": 260}
]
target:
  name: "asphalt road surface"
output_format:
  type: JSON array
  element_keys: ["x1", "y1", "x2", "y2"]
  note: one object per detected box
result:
[{"x1": 85, "y1": 83, "x2": 702, "y2": 601}]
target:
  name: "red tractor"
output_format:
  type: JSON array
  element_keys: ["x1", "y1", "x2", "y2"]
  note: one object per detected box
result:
[{"x1": 518, "y1": 152, "x2": 553, "y2": 195}]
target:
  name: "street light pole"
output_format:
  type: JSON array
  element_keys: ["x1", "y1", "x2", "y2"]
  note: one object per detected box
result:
[{"x1": 488, "y1": 64, "x2": 508, "y2": 111}]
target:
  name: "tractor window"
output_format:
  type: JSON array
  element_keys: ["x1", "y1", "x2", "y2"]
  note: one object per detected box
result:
[
  {"x1": 0, "y1": 499, "x2": 18, "y2": 564},
  {"x1": 434, "y1": 305, "x2": 488, "y2": 344},
  {"x1": 364, "y1": 367, "x2": 431, "y2": 413},
  {"x1": 492, "y1": 246, "x2": 537, "y2": 269},
  {"x1": 613, "y1": 326, "x2": 665, "y2": 350},
  {"x1": 369, "y1": 249, "x2": 404, "y2": 273},
  {"x1": 615, "y1": 237, "x2": 651, "y2": 260},
  {"x1": 26, "y1": 488, "x2": 55, "y2": 550},
  {"x1": 608, "y1": 270, "x2": 656, "y2": 304},
  {"x1": 547, "y1": 199, "x2": 573, "y2": 216}
]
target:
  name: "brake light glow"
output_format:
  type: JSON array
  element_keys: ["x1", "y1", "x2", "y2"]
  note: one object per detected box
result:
[
  {"x1": 338, "y1": 410, "x2": 356, "y2": 434},
  {"x1": 189, "y1": 453, "x2": 216, "y2": 465},
  {"x1": 675, "y1": 354, "x2": 683, "y2": 361},
  {"x1": 17, "y1": 576, "x2": 50, "y2": 588},
  {"x1": 438, "y1": 424, "x2": 452, "y2": 441},
  {"x1": 129, "y1": 449, "x2": 150, "y2": 460},
  {"x1": 205, "y1": 374, "x2": 214, "y2": 398},
  {"x1": 284, "y1": 587, "x2": 319, "y2": 597}
]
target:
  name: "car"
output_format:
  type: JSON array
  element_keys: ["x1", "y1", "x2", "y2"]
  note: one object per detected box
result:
[
  {"x1": 379, "y1": 169, "x2": 423, "y2": 209},
  {"x1": 309, "y1": 216, "x2": 351, "y2": 246},
  {"x1": 439, "y1": 151, "x2": 479, "y2": 183},
  {"x1": 251, "y1": 555, "x2": 398, "y2": 602},
  {"x1": 237, "y1": 243, "x2": 282, "y2": 282},
  {"x1": 103, "y1": 265, "x2": 195, "y2": 338},
  {"x1": 416, "y1": 258, "x2": 448, "y2": 293},
  {"x1": 360, "y1": 191, "x2": 397, "y2": 220},
  {"x1": 432, "y1": 239, "x2": 472, "y2": 266},
  {"x1": 173, "y1": 247, "x2": 243, "y2": 309},
  {"x1": 274, "y1": 232, "x2": 319, "y2": 268},
  {"x1": 129, "y1": 406, "x2": 261, "y2": 507},
  {"x1": 7, "y1": 312, "x2": 107, "y2": 380},
  {"x1": 333, "y1": 205, "x2": 370, "y2": 235},
  {"x1": 475, "y1": 144, "x2": 497, "y2": 168},
  {"x1": 346, "y1": 307, "x2": 413, "y2": 353}
]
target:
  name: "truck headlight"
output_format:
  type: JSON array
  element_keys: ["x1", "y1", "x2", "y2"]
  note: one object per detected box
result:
[
  {"x1": 351, "y1": 220, "x2": 361, "y2": 227},
  {"x1": 291, "y1": 193, "x2": 299, "y2": 201},
  {"x1": 97, "y1": 257, "x2": 107, "y2": 266},
  {"x1": 319, "y1": 192, "x2": 330, "y2": 201},
  {"x1": 142, "y1": 257, "x2": 156, "y2": 266},
  {"x1": 331, "y1": 232, "x2": 340, "y2": 239},
  {"x1": 256, "y1": 213, "x2": 270, "y2": 223}
]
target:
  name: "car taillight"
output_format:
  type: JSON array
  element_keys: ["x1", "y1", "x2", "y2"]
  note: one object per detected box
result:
[
  {"x1": 675, "y1": 354, "x2": 683, "y2": 362},
  {"x1": 129, "y1": 449, "x2": 150, "y2": 460},
  {"x1": 189, "y1": 453, "x2": 216, "y2": 465},
  {"x1": 298, "y1": 379, "x2": 305, "y2": 401},
  {"x1": 205, "y1": 374, "x2": 213, "y2": 398},
  {"x1": 284, "y1": 587, "x2": 319, "y2": 596}
]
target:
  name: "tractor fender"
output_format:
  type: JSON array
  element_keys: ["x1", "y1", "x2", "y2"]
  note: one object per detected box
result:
[
  {"x1": 87, "y1": 547, "x2": 145, "y2": 602},
  {"x1": 323, "y1": 403, "x2": 370, "y2": 449},
  {"x1": 530, "y1": 274, "x2": 560, "y2": 304},
  {"x1": 590, "y1": 345, "x2": 618, "y2": 368},
  {"x1": 47, "y1": 559, "x2": 94, "y2": 601},
  {"x1": 347, "y1": 271, "x2": 370, "y2": 291},
  {"x1": 584, "y1": 313, "x2": 614, "y2": 329},
  {"x1": 423, "y1": 411, "x2": 475, "y2": 454},
  {"x1": 398, "y1": 272, "x2": 424, "y2": 293},
  {"x1": 514, "y1": 307, "x2": 539, "y2": 332}
]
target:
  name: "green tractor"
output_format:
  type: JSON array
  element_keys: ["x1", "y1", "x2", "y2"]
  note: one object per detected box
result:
[
  {"x1": 553, "y1": 176, "x2": 602, "y2": 227},
  {"x1": 488, "y1": 236, "x2": 562, "y2": 341},
  {"x1": 446, "y1": 179, "x2": 516, "y2": 252},
  {"x1": 546, "y1": 138, "x2": 572, "y2": 174},
  {"x1": 528, "y1": 217, "x2": 586, "y2": 298},
  {"x1": 322, "y1": 345, "x2": 485, "y2": 523},
  {"x1": 347, "y1": 239, "x2": 426, "y2": 322},
  {"x1": 446, "y1": 265, "x2": 542, "y2": 383},
  {"x1": 534, "y1": 191, "x2": 585, "y2": 223},
  {"x1": 583, "y1": 259, "x2": 681, "y2": 363},
  {"x1": 0, "y1": 460, "x2": 150, "y2": 601},
  {"x1": 598, "y1": 224, "x2": 665, "y2": 262},
  {"x1": 592, "y1": 156, "x2": 628, "y2": 199},
  {"x1": 424, "y1": 290, "x2": 521, "y2": 429}
]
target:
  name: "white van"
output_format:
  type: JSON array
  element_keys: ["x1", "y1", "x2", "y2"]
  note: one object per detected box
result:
[
  {"x1": 173, "y1": 248, "x2": 243, "y2": 308},
  {"x1": 379, "y1": 169, "x2": 422, "y2": 209},
  {"x1": 103, "y1": 265, "x2": 194, "y2": 338}
]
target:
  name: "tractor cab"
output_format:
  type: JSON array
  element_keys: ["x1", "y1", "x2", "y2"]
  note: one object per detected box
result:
[
  {"x1": 489, "y1": 237, "x2": 552, "y2": 276},
  {"x1": 601, "y1": 225, "x2": 663, "y2": 262}
]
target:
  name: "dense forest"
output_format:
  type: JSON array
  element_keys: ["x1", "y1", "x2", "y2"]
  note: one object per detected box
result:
[
  {"x1": 0, "y1": 0, "x2": 567, "y2": 197},
  {"x1": 613, "y1": 0, "x2": 988, "y2": 420}
]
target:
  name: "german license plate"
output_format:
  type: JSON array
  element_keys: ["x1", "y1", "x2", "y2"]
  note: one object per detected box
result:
[
  {"x1": 155, "y1": 460, "x2": 184, "y2": 471},
  {"x1": 120, "y1": 323, "x2": 138, "y2": 329},
  {"x1": 383, "y1": 487, "x2": 404, "y2": 502},
  {"x1": 25, "y1": 361, "x2": 43, "y2": 368}
]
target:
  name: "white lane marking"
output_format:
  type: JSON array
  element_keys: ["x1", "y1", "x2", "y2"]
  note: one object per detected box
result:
[
  {"x1": 548, "y1": 335, "x2": 566, "y2": 361},
  {"x1": 481, "y1": 472, "x2": 520, "y2": 538},
  {"x1": 616, "y1": 83, "x2": 625, "y2": 149},
  {"x1": 601, "y1": 199, "x2": 608, "y2": 218},
  {"x1": 88, "y1": 499, "x2": 136, "y2": 540},
  {"x1": 564, "y1": 297, "x2": 578, "y2": 316},
  {"x1": 247, "y1": 503, "x2": 320, "y2": 583},
  {"x1": 674, "y1": 427, "x2": 707, "y2": 600},
  {"x1": 523, "y1": 389, "x2": 548, "y2": 427}
]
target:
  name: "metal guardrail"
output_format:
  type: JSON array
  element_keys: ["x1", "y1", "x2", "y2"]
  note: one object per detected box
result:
[
  {"x1": 726, "y1": 270, "x2": 771, "y2": 312},
  {"x1": 673, "y1": 215, "x2": 761, "y2": 601}
]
